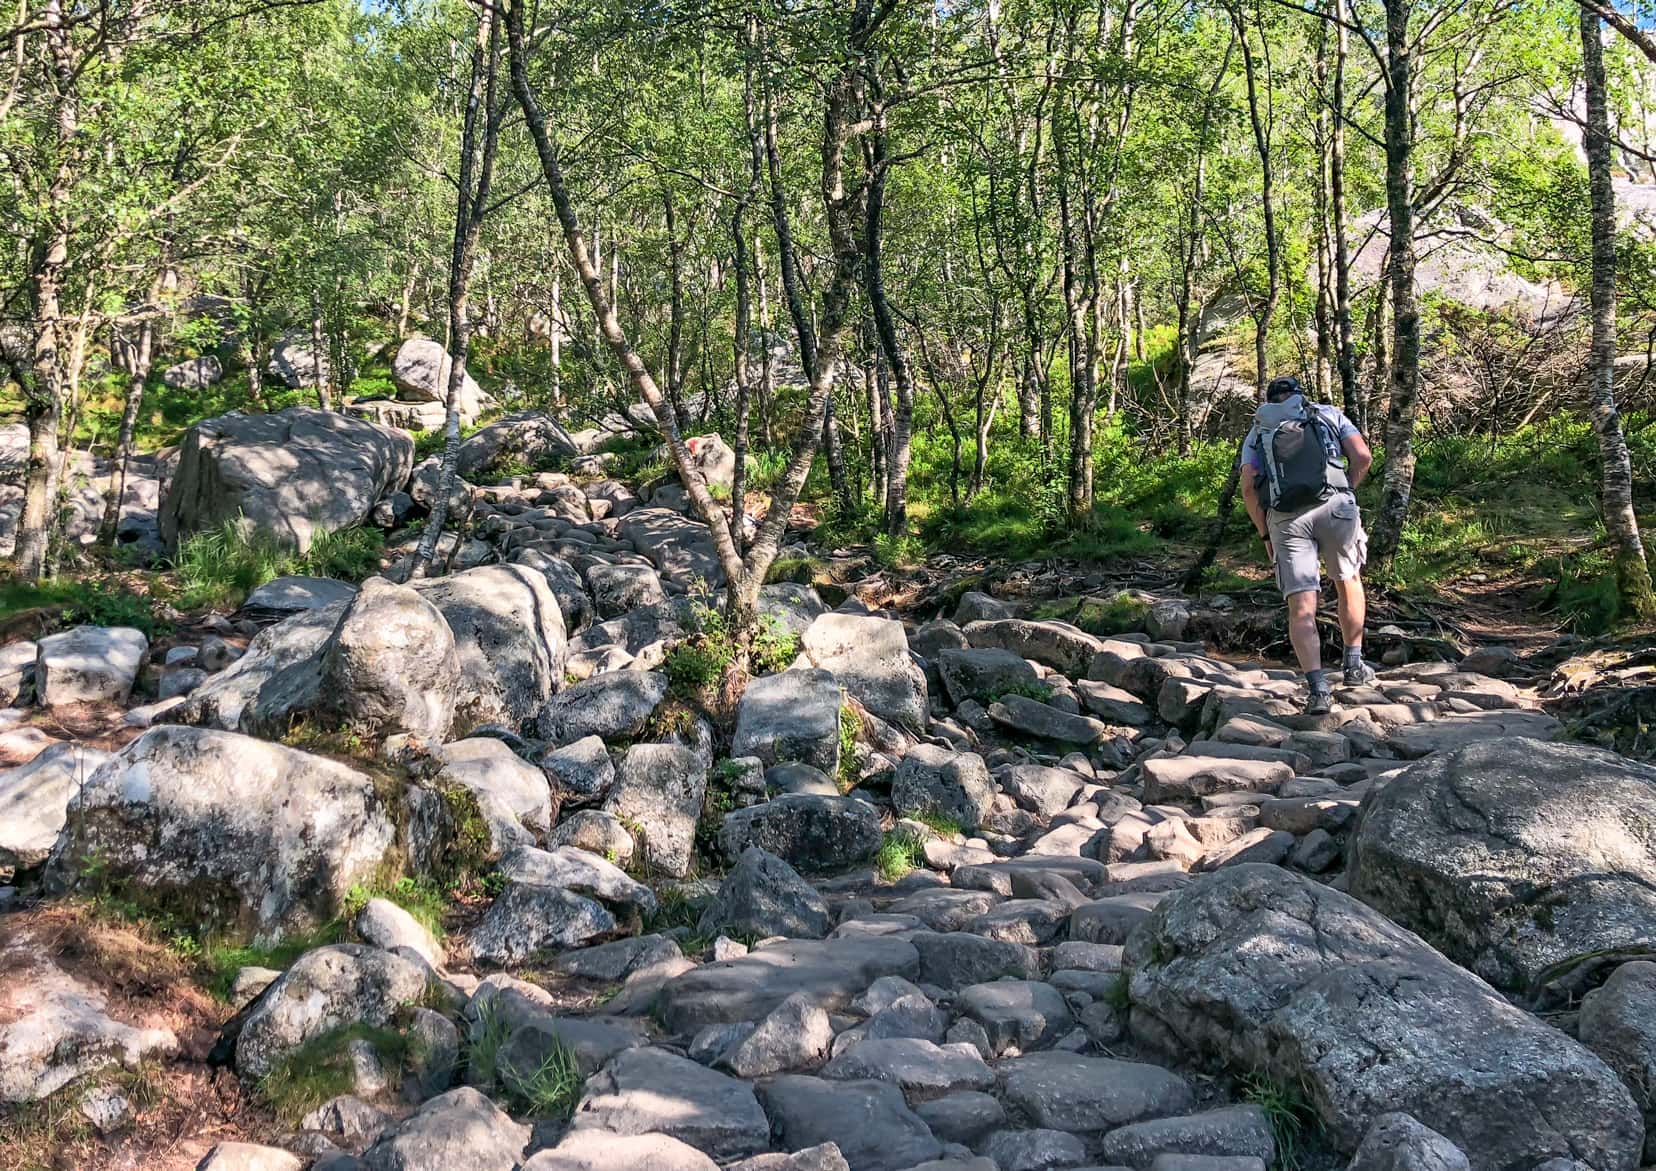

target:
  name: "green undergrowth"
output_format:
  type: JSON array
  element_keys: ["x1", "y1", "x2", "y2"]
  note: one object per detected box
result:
[
  {"x1": 0, "y1": 574, "x2": 167, "y2": 639},
  {"x1": 837, "y1": 702, "x2": 863, "y2": 792},
  {"x1": 875, "y1": 830, "x2": 926, "y2": 882},
  {"x1": 1029, "y1": 592, "x2": 1149, "y2": 637},
  {"x1": 172, "y1": 517, "x2": 383, "y2": 609},
  {"x1": 342, "y1": 874, "x2": 448, "y2": 940},
  {"x1": 1239, "y1": 1072, "x2": 1318, "y2": 1171},
  {"x1": 504, "y1": 1033, "x2": 582, "y2": 1118},
  {"x1": 257, "y1": 1023, "x2": 410, "y2": 1124}
]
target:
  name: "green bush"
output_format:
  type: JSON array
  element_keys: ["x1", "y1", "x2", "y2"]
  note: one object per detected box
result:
[
  {"x1": 173, "y1": 519, "x2": 383, "y2": 609},
  {"x1": 663, "y1": 605, "x2": 736, "y2": 695},
  {"x1": 750, "y1": 616, "x2": 800, "y2": 675},
  {"x1": 875, "y1": 831, "x2": 925, "y2": 882}
]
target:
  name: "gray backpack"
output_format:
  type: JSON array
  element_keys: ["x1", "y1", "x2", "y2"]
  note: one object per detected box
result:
[{"x1": 1253, "y1": 397, "x2": 1348, "y2": 512}]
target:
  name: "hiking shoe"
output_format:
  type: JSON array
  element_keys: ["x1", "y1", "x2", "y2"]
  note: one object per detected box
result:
[
  {"x1": 1303, "y1": 687, "x2": 1333, "y2": 716},
  {"x1": 1343, "y1": 658, "x2": 1378, "y2": 688}
]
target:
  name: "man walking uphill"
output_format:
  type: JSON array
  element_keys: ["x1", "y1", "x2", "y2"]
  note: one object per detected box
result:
[{"x1": 1240, "y1": 375, "x2": 1375, "y2": 715}]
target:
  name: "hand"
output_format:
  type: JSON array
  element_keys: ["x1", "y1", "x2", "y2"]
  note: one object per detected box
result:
[{"x1": 1264, "y1": 538, "x2": 1274, "y2": 562}]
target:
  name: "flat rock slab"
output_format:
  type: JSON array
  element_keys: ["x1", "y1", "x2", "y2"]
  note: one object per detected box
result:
[
  {"x1": 997, "y1": 1051, "x2": 1195, "y2": 1133},
  {"x1": 241, "y1": 574, "x2": 359, "y2": 618},
  {"x1": 821, "y1": 1037, "x2": 994, "y2": 1096},
  {"x1": 572, "y1": 1048, "x2": 768, "y2": 1161},
  {"x1": 1384, "y1": 709, "x2": 1560, "y2": 758},
  {"x1": 760, "y1": 1075, "x2": 943, "y2": 1171},
  {"x1": 954, "y1": 980, "x2": 1075, "y2": 1054},
  {"x1": 0, "y1": 742, "x2": 114, "y2": 868},
  {"x1": 1098, "y1": 1104, "x2": 1278, "y2": 1165},
  {"x1": 522, "y1": 1127, "x2": 718, "y2": 1170},
  {"x1": 657, "y1": 936, "x2": 920, "y2": 1034}
]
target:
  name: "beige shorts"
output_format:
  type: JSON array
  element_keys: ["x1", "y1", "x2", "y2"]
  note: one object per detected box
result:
[{"x1": 1268, "y1": 492, "x2": 1367, "y2": 597}]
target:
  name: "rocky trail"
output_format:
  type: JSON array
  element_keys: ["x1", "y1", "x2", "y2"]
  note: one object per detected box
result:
[{"x1": 2, "y1": 404, "x2": 1654, "y2": 1171}]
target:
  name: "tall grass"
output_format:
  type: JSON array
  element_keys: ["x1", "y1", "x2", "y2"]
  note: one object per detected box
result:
[{"x1": 172, "y1": 519, "x2": 383, "y2": 609}]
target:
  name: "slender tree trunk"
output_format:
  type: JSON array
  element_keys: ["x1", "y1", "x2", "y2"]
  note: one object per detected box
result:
[
  {"x1": 550, "y1": 269, "x2": 562, "y2": 408},
  {"x1": 17, "y1": 0, "x2": 76, "y2": 582},
  {"x1": 1581, "y1": 6, "x2": 1656, "y2": 617},
  {"x1": 1368, "y1": 0, "x2": 1421, "y2": 564},
  {"x1": 413, "y1": 5, "x2": 502, "y2": 577},
  {"x1": 1235, "y1": 9, "x2": 1278, "y2": 399},
  {"x1": 1330, "y1": 0, "x2": 1360, "y2": 425},
  {"x1": 864, "y1": 119, "x2": 916, "y2": 540},
  {"x1": 102, "y1": 284, "x2": 161, "y2": 543},
  {"x1": 309, "y1": 293, "x2": 331, "y2": 411}
]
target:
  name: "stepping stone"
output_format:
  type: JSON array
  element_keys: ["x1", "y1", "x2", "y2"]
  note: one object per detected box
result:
[
  {"x1": 998, "y1": 1051, "x2": 1195, "y2": 1132},
  {"x1": 982, "y1": 1128, "x2": 1089, "y2": 1171},
  {"x1": 572, "y1": 1048, "x2": 768, "y2": 1161},
  {"x1": 954, "y1": 980, "x2": 1075, "y2": 1054},
  {"x1": 1140, "y1": 756, "x2": 1292, "y2": 803},
  {"x1": 989, "y1": 695, "x2": 1108, "y2": 744},
  {"x1": 522, "y1": 1127, "x2": 718, "y2": 1171},
  {"x1": 910, "y1": 931, "x2": 1037, "y2": 989},
  {"x1": 1099, "y1": 1104, "x2": 1277, "y2": 1165},
  {"x1": 913, "y1": 1091, "x2": 1005, "y2": 1145},
  {"x1": 656, "y1": 936, "x2": 919, "y2": 1034},
  {"x1": 1385, "y1": 709, "x2": 1560, "y2": 758},
  {"x1": 821, "y1": 1038, "x2": 995, "y2": 1095},
  {"x1": 761, "y1": 1075, "x2": 942, "y2": 1171}
]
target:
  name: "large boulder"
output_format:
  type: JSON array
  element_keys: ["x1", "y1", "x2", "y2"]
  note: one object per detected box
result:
[
  {"x1": 389, "y1": 337, "x2": 492, "y2": 425},
  {"x1": 1123, "y1": 864, "x2": 1643, "y2": 1169},
  {"x1": 311, "y1": 577, "x2": 459, "y2": 742},
  {"x1": 0, "y1": 743, "x2": 115, "y2": 868},
  {"x1": 963, "y1": 618, "x2": 1101, "y2": 676},
  {"x1": 731, "y1": 668, "x2": 841, "y2": 774},
  {"x1": 571, "y1": 1047, "x2": 768, "y2": 1161},
  {"x1": 700, "y1": 847, "x2": 832, "y2": 940},
  {"x1": 1580, "y1": 960, "x2": 1656, "y2": 1163},
  {"x1": 170, "y1": 601, "x2": 347, "y2": 732},
  {"x1": 617, "y1": 508, "x2": 725, "y2": 590},
  {"x1": 1347, "y1": 738, "x2": 1656, "y2": 992},
  {"x1": 162, "y1": 355, "x2": 223, "y2": 390},
  {"x1": 410, "y1": 564, "x2": 567, "y2": 734},
  {"x1": 47, "y1": 726, "x2": 397, "y2": 940},
  {"x1": 663, "y1": 434, "x2": 737, "y2": 492},
  {"x1": 159, "y1": 407, "x2": 413, "y2": 552},
  {"x1": 892, "y1": 744, "x2": 994, "y2": 832},
  {"x1": 235, "y1": 944, "x2": 428, "y2": 1078},
  {"x1": 433, "y1": 737, "x2": 553, "y2": 852},
  {"x1": 35, "y1": 625, "x2": 147, "y2": 706},
  {"x1": 719, "y1": 794, "x2": 883, "y2": 872},
  {"x1": 537, "y1": 670, "x2": 668, "y2": 746},
  {"x1": 603, "y1": 743, "x2": 707, "y2": 879},
  {"x1": 454, "y1": 411, "x2": 577, "y2": 479},
  {"x1": 800, "y1": 613, "x2": 928, "y2": 733}
]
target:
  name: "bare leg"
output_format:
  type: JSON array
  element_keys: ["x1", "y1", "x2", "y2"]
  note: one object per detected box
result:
[
  {"x1": 1286, "y1": 589, "x2": 1322, "y2": 674},
  {"x1": 1333, "y1": 575, "x2": 1366, "y2": 649}
]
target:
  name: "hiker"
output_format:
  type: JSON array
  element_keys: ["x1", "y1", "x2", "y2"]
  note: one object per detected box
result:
[{"x1": 1240, "y1": 375, "x2": 1375, "y2": 715}]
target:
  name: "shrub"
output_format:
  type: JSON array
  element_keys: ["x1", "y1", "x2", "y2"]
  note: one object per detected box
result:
[
  {"x1": 173, "y1": 518, "x2": 383, "y2": 609},
  {"x1": 750, "y1": 615, "x2": 800, "y2": 675},
  {"x1": 875, "y1": 831, "x2": 925, "y2": 882}
]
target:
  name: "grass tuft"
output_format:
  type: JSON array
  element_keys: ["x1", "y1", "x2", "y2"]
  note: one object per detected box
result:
[
  {"x1": 1239, "y1": 1072, "x2": 1316, "y2": 1171},
  {"x1": 505, "y1": 1035, "x2": 582, "y2": 1119},
  {"x1": 875, "y1": 831, "x2": 926, "y2": 882},
  {"x1": 172, "y1": 518, "x2": 382, "y2": 610},
  {"x1": 257, "y1": 1024, "x2": 409, "y2": 1124}
]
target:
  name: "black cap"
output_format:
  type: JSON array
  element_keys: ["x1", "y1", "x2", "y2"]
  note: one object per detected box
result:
[{"x1": 1266, "y1": 375, "x2": 1301, "y2": 402}]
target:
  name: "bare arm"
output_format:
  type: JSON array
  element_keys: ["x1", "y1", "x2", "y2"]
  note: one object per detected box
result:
[
  {"x1": 1241, "y1": 463, "x2": 1269, "y2": 540},
  {"x1": 1343, "y1": 432, "x2": 1373, "y2": 489}
]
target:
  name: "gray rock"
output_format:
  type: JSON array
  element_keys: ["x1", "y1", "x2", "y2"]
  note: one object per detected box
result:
[
  {"x1": 1579, "y1": 960, "x2": 1656, "y2": 1162},
  {"x1": 301, "y1": 1094, "x2": 393, "y2": 1147},
  {"x1": 981, "y1": 1128, "x2": 1088, "y2": 1171},
  {"x1": 388, "y1": 337, "x2": 492, "y2": 423},
  {"x1": 404, "y1": 1007, "x2": 458, "y2": 1100},
  {"x1": 722, "y1": 990, "x2": 834, "y2": 1077},
  {"x1": 912, "y1": 1092, "x2": 1004, "y2": 1145},
  {"x1": 719, "y1": 794, "x2": 883, "y2": 872},
  {"x1": 617, "y1": 507, "x2": 725, "y2": 590},
  {"x1": 361, "y1": 1086, "x2": 529, "y2": 1171},
  {"x1": 35, "y1": 625, "x2": 147, "y2": 705},
  {"x1": 962, "y1": 618, "x2": 1101, "y2": 675},
  {"x1": 701, "y1": 847, "x2": 831, "y2": 940},
  {"x1": 539, "y1": 735, "x2": 615, "y2": 800},
  {"x1": 587, "y1": 563, "x2": 666, "y2": 618},
  {"x1": 467, "y1": 878, "x2": 615, "y2": 966},
  {"x1": 760, "y1": 582, "x2": 829, "y2": 636},
  {"x1": 509, "y1": 548, "x2": 595, "y2": 636},
  {"x1": 158, "y1": 666, "x2": 209, "y2": 699},
  {"x1": 161, "y1": 407, "x2": 412, "y2": 552},
  {"x1": 0, "y1": 742, "x2": 114, "y2": 868},
  {"x1": 657, "y1": 936, "x2": 920, "y2": 1033},
  {"x1": 912, "y1": 931, "x2": 1039, "y2": 991},
  {"x1": 0, "y1": 939, "x2": 177, "y2": 1103},
  {"x1": 242, "y1": 574, "x2": 359, "y2": 619},
  {"x1": 911, "y1": 620, "x2": 970, "y2": 662},
  {"x1": 954, "y1": 981, "x2": 1075, "y2": 1054},
  {"x1": 453, "y1": 411, "x2": 575, "y2": 478},
  {"x1": 1345, "y1": 1113, "x2": 1470, "y2": 1170},
  {"x1": 172, "y1": 601, "x2": 346, "y2": 730},
  {"x1": 1348, "y1": 738, "x2": 1656, "y2": 992},
  {"x1": 603, "y1": 743, "x2": 707, "y2": 879},
  {"x1": 989, "y1": 696, "x2": 1107, "y2": 745},
  {"x1": 760, "y1": 1075, "x2": 943, "y2": 1171},
  {"x1": 500, "y1": 844, "x2": 656, "y2": 914},
  {"x1": 733, "y1": 668, "x2": 842, "y2": 774},
  {"x1": 1077, "y1": 679, "x2": 1154, "y2": 725},
  {"x1": 1123, "y1": 864, "x2": 1643, "y2": 1169},
  {"x1": 893, "y1": 745, "x2": 994, "y2": 832},
  {"x1": 162, "y1": 354, "x2": 223, "y2": 391},
  {"x1": 801, "y1": 613, "x2": 929, "y2": 732},
  {"x1": 998, "y1": 1051, "x2": 1194, "y2": 1133},
  {"x1": 767, "y1": 762, "x2": 840, "y2": 797},
  {"x1": 48, "y1": 727, "x2": 394, "y2": 938},
  {"x1": 1384, "y1": 709, "x2": 1560, "y2": 758},
  {"x1": 356, "y1": 898, "x2": 444, "y2": 970},
  {"x1": 0, "y1": 639, "x2": 35, "y2": 705},
  {"x1": 319, "y1": 578, "x2": 459, "y2": 742},
  {"x1": 821, "y1": 1037, "x2": 994, "y2": 1095},
  {"x1": 1140, "y1": 756, "x2": 1291, "y2": 803},
  {"x1": 936, "y1": 647, "x2": 1039, "y2": 707},
  {"x1": 571, "y1": 1047, "x2": 768, "y2": 1160},
  {"x1": 954, "y1": 591, "x2": 1013, "y2": 624},
  {"x1": 538, "y1": 670, "x2": 669, "y2": 746},
  {"x1": 409, "y1": 564, "x2": 567, "y2": 734},
  {"x1": 434, "y1": 736, "x2": 553, "y2": 853},
  {"x1": 522, "y1": 1128, "x2": 718, "y2": 1171},
  {"x1": 1097, "y1": 1105, "x2": 1277, "y2": 1166},
  {"x1": 998, "y1": 764, "x2": 1086, "y2": 818},
  {"x1": 236, "y1": 944, "x2": 427, "y2": 1079},
  {"x1": 196, "y1": 1144, "x2": 304, "y2": 1171},
  {"x1": 548, "y1": 809, "x2": 635, "y2": 864}
]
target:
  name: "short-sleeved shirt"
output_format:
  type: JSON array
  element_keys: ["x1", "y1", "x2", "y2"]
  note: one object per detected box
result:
[{"x1": 1241, "y1": 395, "x2": 1361, "y2": 476}]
